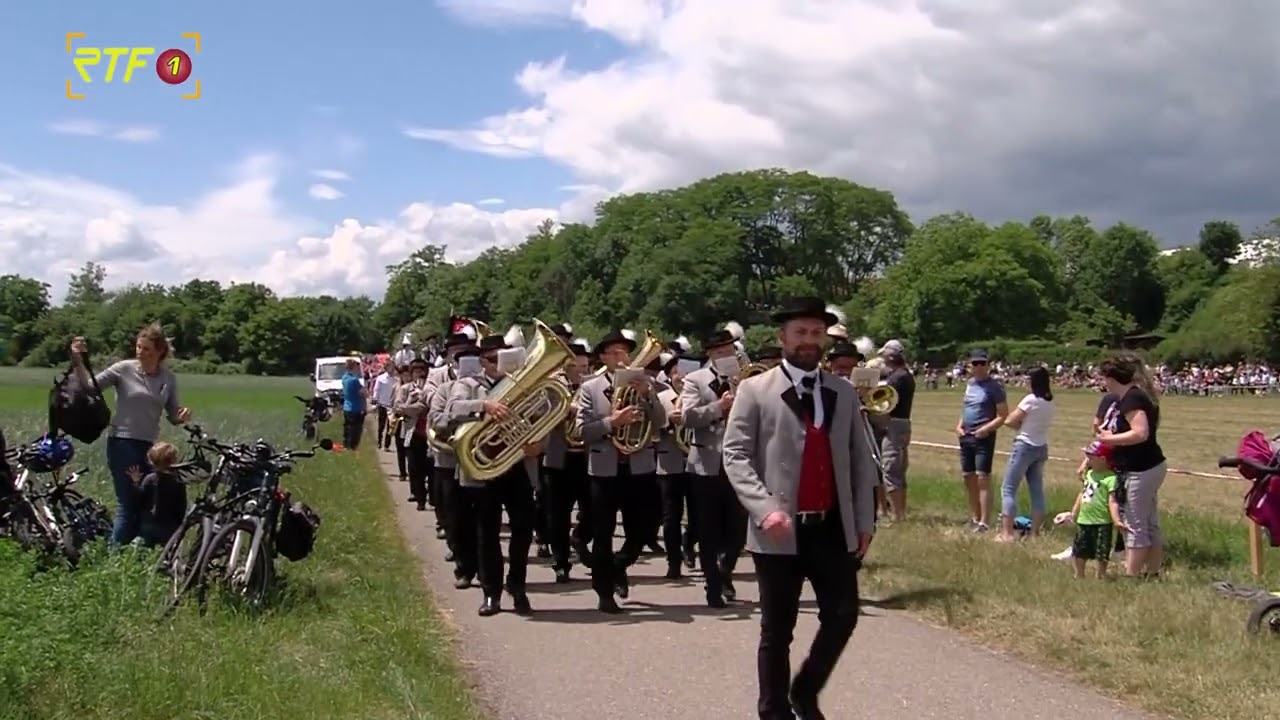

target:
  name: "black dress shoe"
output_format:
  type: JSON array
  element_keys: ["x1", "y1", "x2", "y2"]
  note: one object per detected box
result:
[
  {"x1": 614, "y1": 574, "x2": 630, "y2": 599},
  {"x1": 511, "y1": 593, "x2": 533, "y2": 616},
  {"x1": 597, "y1": 597, "x2": 624, "y2": 614},
  {"x1": 444, "y1": 549, "x2": 455, "y2": 562},
  {"x1": 453, "y1": 574, "x2": 473, "y2": 589},
  {"x1": 554, "y1": 568, "x2": 570, "y2": 584},
  {"x1": 537, "y1": 544, "x2": 552, "y2": 558},
  {"x1": 646, "y1": 541, "x2": 664, "y2": 555},
  {"x1": 705, "y1": 592, "x2": 727, "y2": 609},
  {"x1": 789, "y1": 693, "x2": 825, "y2": 720},
  {"x1": 416, "y1": 502, "x2": 427, "y2": 511},
  {"x1": 722, "y1": 579, "x2": 736, "y2": 601},
  {"x1": 435, "y1": 527, "x2": 447, "y2": 539},
  {"x1": 478, "y1": 597, "x2": 500, "y2": 617},
  {"x1": 664, "y1": 564, "x2": 682, "y2": 580},
  {"x1": 682, "y1": 554, "x2": 696, "y2": 570},
  {"x1": 406, "y1": 496, "x2": 421, "y2": 503},
  {"x1": 398, "y1": 475, "x2": 407, "y2": 482}
]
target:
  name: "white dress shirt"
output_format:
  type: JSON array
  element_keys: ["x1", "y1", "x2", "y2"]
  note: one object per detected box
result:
[
  {"x1": 781, "y1": 358, "x2": 824, "y2": 428},
  {"x1": 392, "y1": 347, "x2": 416, "y2": 366},
  {"x1": 372, "y1": 372, "x2": 396, "y2": 407}
]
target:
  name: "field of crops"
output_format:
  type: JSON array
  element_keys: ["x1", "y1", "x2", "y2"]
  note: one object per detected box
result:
[{"x1": 0, "y1": 367, "x2": 479, "y2": 720}]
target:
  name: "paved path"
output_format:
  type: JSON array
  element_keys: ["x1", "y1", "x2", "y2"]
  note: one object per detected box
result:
[{"x1": 379, "y1": 453, "x2": 1160, "y2": 720}]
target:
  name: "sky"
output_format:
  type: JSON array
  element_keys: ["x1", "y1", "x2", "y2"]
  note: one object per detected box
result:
[{"x1": 1, "y1": 1, "x2": 1277, "y2": 304}]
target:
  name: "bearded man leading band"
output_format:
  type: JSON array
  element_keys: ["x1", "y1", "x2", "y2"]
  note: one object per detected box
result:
[
  {"x1": 721, "y1": 296, "x2": 877, "y2": 720},
  {"x1": 679, "y1": 325, "x2": 749, "y2": 609},
  {"x1": 574, "y1": 329, "x2": 668, "y2": 614},
  {"x1": 445, "y1": 335, "x2": 539, "y2": 617}
]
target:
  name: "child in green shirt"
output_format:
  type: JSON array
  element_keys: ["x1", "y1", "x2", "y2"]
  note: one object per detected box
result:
[{"x1": 1070, "y1": 441, "x2": 1128, "y2": 579}]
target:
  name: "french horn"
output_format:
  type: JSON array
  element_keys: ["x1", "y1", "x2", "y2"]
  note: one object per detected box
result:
[
  {"x1": 610, "y1": 329, "x2": 664, "y2": 454},
  {"x1": 451, "y1": 320, "x2": 574, "y2": 481}
]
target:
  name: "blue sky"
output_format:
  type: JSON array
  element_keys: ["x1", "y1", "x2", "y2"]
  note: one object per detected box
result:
[{"x1": 0, "y1": 1, "x2": 620, "y2": 222}]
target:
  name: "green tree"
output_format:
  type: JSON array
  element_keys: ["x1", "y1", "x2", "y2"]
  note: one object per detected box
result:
[{"x1": 1198, "y1": 220, "x2": 1243, "y2": 275}]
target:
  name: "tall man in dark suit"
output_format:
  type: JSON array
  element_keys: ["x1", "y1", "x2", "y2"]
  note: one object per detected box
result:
[{"x1": 722, "y1": 297, "x2": 878, "y2": 720}]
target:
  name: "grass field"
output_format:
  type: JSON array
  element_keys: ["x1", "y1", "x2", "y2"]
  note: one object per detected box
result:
[
  {"x1": 0, "y1": 367, "x2": 480, "y2": 720},
  {"x1": 863, "y1": 386, "x2": 1280, "y2": 720}
]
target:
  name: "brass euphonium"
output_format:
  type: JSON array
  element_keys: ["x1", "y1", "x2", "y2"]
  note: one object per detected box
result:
[
  {"x1": 384, "y1": 412, "x2": 404, "y2": 447},
  {"x1": 452, "y1": 320, "x2": 574, "y2": 481},
  {"x1": 610, "y1": 329, "x2": 663, "y2": 454},
  {"x1": 849, "y1": 367, "x2": 899, "y2": 482}
]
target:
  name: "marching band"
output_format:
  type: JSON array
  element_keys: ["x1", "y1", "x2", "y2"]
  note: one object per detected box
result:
[{"x1": 379, "y1": 304, "x2": 893, "y2": 621}]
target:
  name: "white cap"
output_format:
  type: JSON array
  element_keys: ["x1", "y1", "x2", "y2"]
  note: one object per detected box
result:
[{"x1": 879, "y1": 339, "x2": 904, "y2": 355}]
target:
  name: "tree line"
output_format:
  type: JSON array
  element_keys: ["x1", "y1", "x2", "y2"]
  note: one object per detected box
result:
[{"x1": 2, "y1": 168, "x2": 1278, "y2": 375}]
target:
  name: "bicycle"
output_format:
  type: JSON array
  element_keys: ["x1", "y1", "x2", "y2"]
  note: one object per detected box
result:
[
  {"x1": 197, "y1": 436, "x2": 331, "y2": 611},
  {"x1": 1, "y1": 441, "x2": 110, "y2": 566},
  {"x1": 1217, "y1": 452, "x2": 1280, "y2": 637},
  {"x1": 294, "y1": 394, "x2": 331, "y2": 440}
]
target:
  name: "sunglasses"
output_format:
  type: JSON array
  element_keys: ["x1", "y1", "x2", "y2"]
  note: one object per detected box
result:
[{"x1": 970, "y1": 360, "x2": 988, "y2": 366}]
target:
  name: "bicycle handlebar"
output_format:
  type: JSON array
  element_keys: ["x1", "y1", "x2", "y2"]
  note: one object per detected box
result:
[{"x1": 1218, "y1": 456, "x2": 1275, "y2": 476}]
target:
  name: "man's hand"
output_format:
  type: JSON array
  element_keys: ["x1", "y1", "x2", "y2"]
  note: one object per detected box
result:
[
  {"x1": 855, "y1": 532, "x2": 872, "y2": 558},
  {"x1": 761, "y1": 511, "x2": 792, "y2": 540},
  {"x1": 176, "y1": 407, "x2": 192, "y2": 424},
  {"x1": 974, "y1": 427, "x2": 990, "y2": 440},
  {"x1": 718, "y1": 391, "x2": 734, "y2": 412},
  {"x1": 483, "y1": 400, "x2": 510, "y2": 420},
  {"x1": 610, "y1": 405, "x2": 641, "y2": 426},
  {"x1": 668, "y1": 408, "x2": 683, "y2": 425},
  {"x1": 954, "y1": 425, "x2": 965, "y2": 437}
]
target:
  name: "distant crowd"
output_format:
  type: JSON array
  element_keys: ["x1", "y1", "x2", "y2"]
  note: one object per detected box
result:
[{"x1": 908, "y1": 360, "x2": 1280, "y2": 396}]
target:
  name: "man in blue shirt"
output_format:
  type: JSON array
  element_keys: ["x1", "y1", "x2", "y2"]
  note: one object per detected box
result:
[
  {"x1": 954, "y1": 349, "x2": 1008, "y2": 532},
  {"x1": 341, "y1": 358, "x2": 368, "y2": 450}
]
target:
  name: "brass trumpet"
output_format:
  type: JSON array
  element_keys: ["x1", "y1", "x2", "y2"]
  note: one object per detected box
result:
[
  {"x1": 610, "y1": 330, "x2": 663, "y2": 454},
  {"x1": 669, "y1": 376, "x2": 695, "y2": 454},
  {"x1": 452, "y1": 320, "x2": 574, "y2": 481},
  {"x1": 849, "y1": 367, "x2": 899, "y2": 481}
]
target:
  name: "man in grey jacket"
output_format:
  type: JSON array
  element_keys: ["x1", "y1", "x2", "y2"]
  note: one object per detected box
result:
[
  {"x1": 445, "y1": 334, "x2": 539, "y2": 618},
  {"x1": 722, "y1": 296, "x2": 876, "y2": 720}
]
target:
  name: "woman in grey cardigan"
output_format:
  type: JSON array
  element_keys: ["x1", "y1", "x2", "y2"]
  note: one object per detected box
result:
[{"x1": 71, "y1": 324, "x2": 192, "y2": 546}]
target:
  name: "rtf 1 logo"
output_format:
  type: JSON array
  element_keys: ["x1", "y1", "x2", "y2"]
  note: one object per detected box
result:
[{"x1": 65, "y1": 32, "x2": 202, "y2": 100}]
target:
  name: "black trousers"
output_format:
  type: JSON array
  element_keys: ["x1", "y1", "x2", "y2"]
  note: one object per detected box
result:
[
  {"x1": 433, "y1": 463, "x2": 463, "y2": 552},
  {"x1": 375, "y1": 406, "x2": 389, "y2": 447},
  {"x1": 406, "y1": 434, "x2": 430, "y2": 504},
  {"x1": 342, "y1": 411, "x2": 366, "y2": 450},
  {"x1": 393, "y1": 433, "x2": 408, "y2": 478},
  {"x1": 466, "y1": 466, "x2": 535, "y2": 599},
  {"x1": 691, "y1": 469, "x2": 746, "y2": 595},
  {"x1": 752, "y1": 513, "x2": 860, "y2": 720},
  {"x1": 449, "y1": 467, "x2": 478, "y2": 579},
  {"x1": 640, "y1": 473, "x2": 662, "y2": 543},
  {"x1": 657, "y1": 472, "x2": 693, "y2": 567},
  {"x1": 547, "y1": 452, "x2": 591, "y2": 571},
  {"x1": 533, "y1": 465, "x2": 549, "y2": 544},
  {"x1": 588, "y1": 465, "x2": 649, "y2": 600}
]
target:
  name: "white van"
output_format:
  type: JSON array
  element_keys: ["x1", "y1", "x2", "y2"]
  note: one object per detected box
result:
[{"x1": 312, "y1": 356, "x2": 361, "y2": 396}]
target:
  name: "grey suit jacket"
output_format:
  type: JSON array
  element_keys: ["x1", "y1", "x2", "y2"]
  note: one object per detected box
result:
[
  {"x1": 391, "y1": 380, "x2": 428, "y2": 444},
  {"x1": 721, "y1": 366, "x2": 877, "y2": 555},
  {"x1": 679, "y1": 365, "x2": 729, "y2": 476},
  {"x1": 428, "y1": 378, "x2": 458, "y2": 469},
  {"x1": 574, "y1": 373, "x2": 666, "y2": 477},
  {"x1": 652, "y1": 380, "x2": 685, "y2": 475},
  {"x1": 543, "y1": 373, "x2": 581, "y2": 470}
]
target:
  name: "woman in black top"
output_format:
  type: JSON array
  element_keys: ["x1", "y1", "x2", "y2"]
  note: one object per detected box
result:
[{"x1": 1096, "y1": 355, "x2": 1166, "y2": 577}]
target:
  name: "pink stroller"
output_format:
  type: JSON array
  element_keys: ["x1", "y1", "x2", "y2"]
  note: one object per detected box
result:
[{"x1": 1218, "y1": 430, "x2": 1280, "y2": 636}]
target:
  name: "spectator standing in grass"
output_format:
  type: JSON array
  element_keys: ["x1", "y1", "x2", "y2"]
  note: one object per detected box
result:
[
  {"x1": 954, "y1": 349, "x2": 1007, "y2": 533},
  {"x1": 341, "y1": 358, "x2": 368, "y2": 450},
  {"x1": 996, "y1": 365, "x2": 1055, "y2": 541},
  {"x1": 70, "y1": 326, "x2": 191, "y2": 547},
  {"x1": 1068, "y1": 441, "x2": 1127, "y2": 579}
]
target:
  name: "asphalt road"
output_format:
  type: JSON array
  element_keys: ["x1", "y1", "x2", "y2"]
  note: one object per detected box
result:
[{"x1": 380, "y1": 452, "x2": 1161, "y2": 720}]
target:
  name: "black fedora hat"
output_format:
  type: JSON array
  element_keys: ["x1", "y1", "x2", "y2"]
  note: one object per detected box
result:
[
  {"x1": 593, "y1": 329, "x2": 637, "y2": 356},
  {"x1": 549, "y1": 322, "x2": 574, "y2": 339},
  {"x1": 444, "y1": 330, "x2": 476, "y2": 348},
  {"x1": 568, "y1": 340, "x2": 591, "y2": 357},
  {"x1": 827, "y1": 341, "x2": 862, "y2": 360},
  {"x1": 478, "y1": 335, "x2": 508, "y2": 353},
  {"x1": 770, "y1": 296, "x2": 839, "y2": 326},
  {"x1": 702, "y1": 330, "x2": 736, "y2": 350},
  {"x1": 756, "y1": 345, "x2": 782, "y2": 361}
]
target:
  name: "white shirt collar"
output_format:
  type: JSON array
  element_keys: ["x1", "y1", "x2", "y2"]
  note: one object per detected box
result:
[{"x1": 781, "y1": 358, "x2": 819, "y2": 388}]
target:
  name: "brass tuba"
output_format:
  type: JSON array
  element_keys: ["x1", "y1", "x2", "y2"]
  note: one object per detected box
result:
[
  {"x1": 610, "y1": 329, "x2": 663, "y2": 454},
  {"x1": 849, "y1": 367, "x2": 899, "y2": 482},
  {"x1": 452, "y1": 320, "x2": 574, "y2": 481}
]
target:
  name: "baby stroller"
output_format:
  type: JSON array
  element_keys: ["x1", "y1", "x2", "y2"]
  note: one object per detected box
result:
[{"x1": 1218, "y1": 429, "x2": 1280, "y2": 637}]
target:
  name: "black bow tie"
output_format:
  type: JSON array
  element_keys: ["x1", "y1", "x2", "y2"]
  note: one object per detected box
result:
[{"x1": 800, "y1": 376, "x2": 816, "y2": 392}]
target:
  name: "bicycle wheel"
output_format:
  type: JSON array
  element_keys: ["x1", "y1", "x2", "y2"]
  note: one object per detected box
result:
[
  {"x1": 154, "y1": 515, "x2": 215, "y2": 618},
  {"x1": 204, "y1": 517, "x2": 275, "y2": 611}
]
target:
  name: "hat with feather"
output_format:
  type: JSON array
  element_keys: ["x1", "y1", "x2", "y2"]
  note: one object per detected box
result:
[
  {"x1": 703, "y1": 321, "x2": 744, "y2": 350},
  {"x1": 593, "y1": 328, "x2": 638, "y2": 355}
]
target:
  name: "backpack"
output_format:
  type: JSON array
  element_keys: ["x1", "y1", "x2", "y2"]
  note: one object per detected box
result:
[
  {"x1": 275, "y1": 502, "x2": 321, "y2": 561},
  {"x1": 48, "y1": 356, "x2": 111, "y2": 444}
]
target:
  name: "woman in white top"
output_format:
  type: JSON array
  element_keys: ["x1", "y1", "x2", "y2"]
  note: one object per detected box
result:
[{"x1": 996, "y1": 365, "x2": 1056, "y2": 541}]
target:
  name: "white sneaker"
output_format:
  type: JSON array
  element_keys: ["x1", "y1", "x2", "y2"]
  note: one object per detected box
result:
[{"x1": 1051, "y1": 546, "x2": 1073, "y2": 560}]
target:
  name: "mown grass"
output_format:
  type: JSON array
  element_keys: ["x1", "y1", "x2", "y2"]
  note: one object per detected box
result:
[
  {"x1": 864, "y1": 475, "x2": 1280, "y2": 720},
  {"x1": 0, "y1": 368, "x2": 479, "y2": 720}
]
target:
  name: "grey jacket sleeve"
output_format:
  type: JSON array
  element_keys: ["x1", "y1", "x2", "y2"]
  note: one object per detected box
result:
[
  {"x1": 721, "y1": 380, "x2": 783, "y2": 526},
  {"x1": 445, "y1": 379, "x2": 486, "y2": 422},
  {"x1": 681, "y1": 374, "x2": 724, "y2": 428},
  {"x1": 849, "y1": 395, "x2": 879, "y2": 537},
  {"x1": 574, "y1": 381, "x2": 612, "y2": 443}
]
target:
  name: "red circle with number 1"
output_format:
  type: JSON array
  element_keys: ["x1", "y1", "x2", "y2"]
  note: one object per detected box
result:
[{"x1": 156, "y1": 49, "x2": 193, "y2": 85}]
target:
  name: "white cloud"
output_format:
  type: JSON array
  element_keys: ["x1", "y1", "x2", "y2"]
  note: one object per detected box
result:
[
  {"x1": 434, "y1": 0, "x2": 574, "y2": 27},
  {"x1": 48, "y1": 120, "x2": 160, "y2": 143},
  {"x1": 311, "y1": 169, "x2": 351, "y2": 181},
  {"x1": 308, "y1": 183, "x2": 344, "y2": 200},
  {"x1": 0, "y1": 158, "x2": 558, "y2": 301},
  {"x1": 419, "y1": 0, "x2": 1280, "y2": 243},
  {"x1": 476, "y1": 197, "x2": 505, "y2": 206}
]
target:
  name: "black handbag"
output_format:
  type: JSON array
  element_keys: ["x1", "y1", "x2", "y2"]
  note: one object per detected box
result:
[{"x1": 49, "y1": 353, "x2": 112, "y2": 443}]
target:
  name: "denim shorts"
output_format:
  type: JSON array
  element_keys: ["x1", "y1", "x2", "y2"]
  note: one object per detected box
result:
[{"x1": 959, "y1": 433, "x2": 997, "y2": 475}]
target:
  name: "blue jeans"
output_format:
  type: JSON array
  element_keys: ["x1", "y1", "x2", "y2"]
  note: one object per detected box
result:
[
  {"x1": 106, "y1": 436, "x2": 153, "y2": 546},
  {"x1": 1000, "y1": 440, "x2": 1048, "y2": 518}
]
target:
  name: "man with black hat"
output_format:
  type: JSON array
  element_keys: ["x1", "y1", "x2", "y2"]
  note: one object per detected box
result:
[
  {"x1": 648, "y1": 348, "x2": 686, "y2": 575},
  {"x1": 574, "y1": 328, "x2": 668, "y2": 614},
  {"x1": 721, "y1": 296, "x2": 877, "y2": 720},
  {"x1": 445, "y1": 334, "x2": 539, "y2": 617},
  {"x1": 393, "y1": 357, "x2": 433, "y2": 512},
  {"x1": 678, "y1": 323, "x2": 750, "y2": 608},
  {"x1": 825, "y1": 340, "x2": 861, "y2": 379},
  {"x1": 425, "y1": 326, "x2": 481, "y2": 580},
  {"x1": 542, "y1": 332, "x2": 594, "y2": 583}
]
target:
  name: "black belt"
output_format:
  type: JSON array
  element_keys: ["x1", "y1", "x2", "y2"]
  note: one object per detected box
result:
[{"x1": 795, "y1": 511, "x2": 829, "y2": 525}]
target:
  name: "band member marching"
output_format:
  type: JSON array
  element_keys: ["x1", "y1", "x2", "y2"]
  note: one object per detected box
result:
[
  {"x1": 679, "y1": 321, "x2": 750, "y2": 608},
  {"x1": 825, "y1": 339, "x2": 861, "y2": 379},
  {"x1": 575, "y1": 329, "x2": 668, "y2": 614},
  {"x1": 541, "y1": 330, "x2": 595, "y2": 583},
  {"x1": 388, "y1": 364, "x2": 412, "y2": 481},
  {"x1": 531, "y1": 323, "x2": 578, "y2": 558},
  {"x1": 445, "y1": 332, "x2": 539, "y2": 617},
  {"x1": 721, "y1": 296, "x2": 877, "y2": 720},
  {"x1": 393, "y1": 358, "x2": 433, "y2": 512},
  {"x1": 651, "y1": 340, "x2": 694, "y2": 577},
  {"x1": 426, "y1": 325, "x2": 481, "y2": 579}
]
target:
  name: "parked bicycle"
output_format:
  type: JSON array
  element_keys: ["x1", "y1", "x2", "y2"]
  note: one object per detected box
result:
[
  {"x1": 0, "y1": 435, "x2": 112, "y2": 566},
  {"x1": 155, "y1": 424, "x2": 330, "y2": 616},
  {"x1": 293, "y1": 394, "x2": 331, "y2": 440}
]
